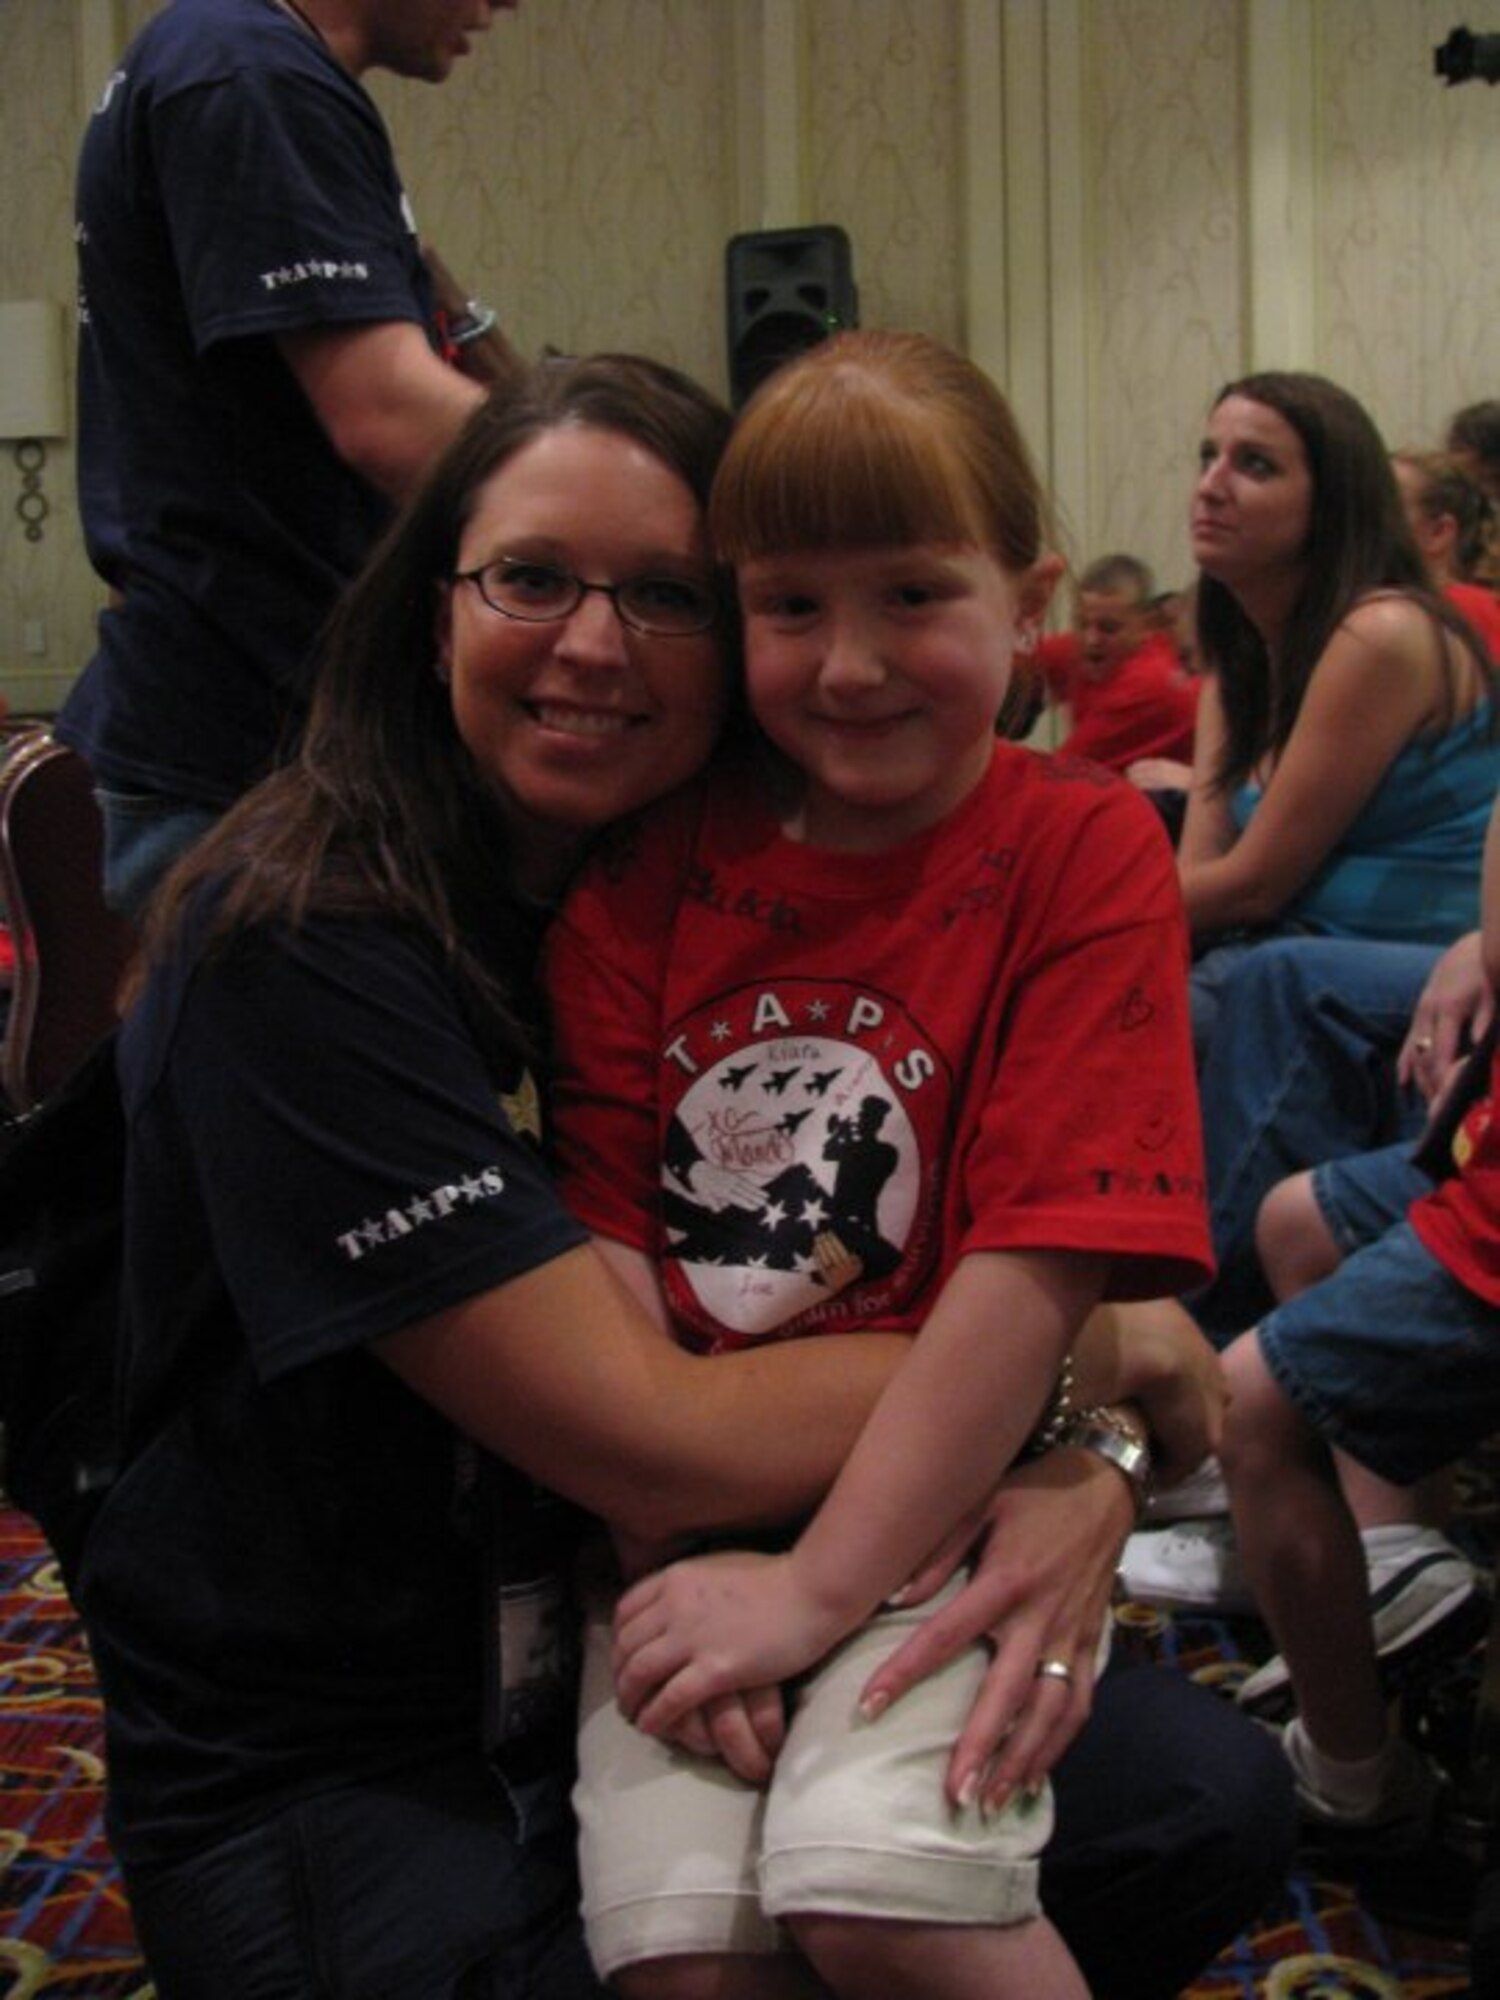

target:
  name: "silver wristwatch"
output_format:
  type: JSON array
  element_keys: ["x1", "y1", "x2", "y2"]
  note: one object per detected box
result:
[{"x1": 1061, "y1": 1405, "x2": 1153, "y2": 1520}]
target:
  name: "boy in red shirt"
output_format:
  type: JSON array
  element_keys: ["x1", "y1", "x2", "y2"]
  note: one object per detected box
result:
[
  {"x1": 1035, "y1": 553, "x2": 1199, "y2": 774},
  {"x1": 1220, "y1": 789, "x2": 1500, "y2": 1843}
]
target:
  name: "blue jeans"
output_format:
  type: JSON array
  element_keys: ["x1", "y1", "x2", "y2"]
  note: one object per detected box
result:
[
  {"x1": 96, "y1": 787, "x2": 221, "y2": 922},
  {"x1": 1189, "y1": 937, "x2": 1440, "y2": 1340}
]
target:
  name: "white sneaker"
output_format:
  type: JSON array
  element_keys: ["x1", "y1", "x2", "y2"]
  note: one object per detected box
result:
[
  {"x1": 1117, "y1": 1516, "x2": 1255, "y2": 1614},
  {"x1": 1282, "y1": 1722, "x2": 1441, "y2": 1855},
  {"x1": 1237, "y1": 1529, "x2": 1486, "y2": 1720},
  {"x1": 1144, "y1": 1452, "x2": 1229, "y2": 1523}
]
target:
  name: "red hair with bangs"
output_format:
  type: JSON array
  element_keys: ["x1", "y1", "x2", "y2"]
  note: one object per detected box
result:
[{"x1": 709, "y1": 330, "x2": 1050, "y2": 574}]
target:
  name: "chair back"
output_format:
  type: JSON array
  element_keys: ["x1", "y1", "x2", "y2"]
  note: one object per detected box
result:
[{"x1": 0, "y1": 730, "x2": 135, "y2": 1116}]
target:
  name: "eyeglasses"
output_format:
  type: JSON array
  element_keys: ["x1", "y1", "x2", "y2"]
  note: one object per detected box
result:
[{"x1": 452, "y1": 557, "x2": 720, "y2": 637}]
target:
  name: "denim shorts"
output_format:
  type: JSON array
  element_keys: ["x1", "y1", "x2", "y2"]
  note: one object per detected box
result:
[{"x1": 1256, "y1": 1141, "x2": 1500, "y2": 1485}]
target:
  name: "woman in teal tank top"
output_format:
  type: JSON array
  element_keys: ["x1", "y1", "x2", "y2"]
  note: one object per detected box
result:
[{"x1": 1177, "y1": 372, "x2": 1498, "y2": 1057}]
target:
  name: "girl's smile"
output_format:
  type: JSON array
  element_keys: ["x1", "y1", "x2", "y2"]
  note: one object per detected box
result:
[{"x1": 738, "y1": 542, "x2": 1059, "y2": 852}]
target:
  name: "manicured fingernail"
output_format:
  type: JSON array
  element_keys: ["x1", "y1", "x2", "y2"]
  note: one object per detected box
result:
[
  {"x1": 957, "y1": 1772, "x2": 980, "y2": 1810},
  {"x1": 858, "y1": 1688, "x2": 890, "y2": 1722},
  {"x1": 884, "y1": 1583, "x2": 913, "y2": 1606}
]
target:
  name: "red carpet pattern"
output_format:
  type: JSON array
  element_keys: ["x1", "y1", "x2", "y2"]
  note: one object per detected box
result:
[{"x1": 0, "y1": 1500, "x2": 1484, "y2": 1996}]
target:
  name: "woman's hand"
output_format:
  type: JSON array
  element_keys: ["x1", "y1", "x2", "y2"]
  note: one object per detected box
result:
[
  {"x1": 858, "y1": 1448, "x2": 1132, "y2": 1810},
  {"x1": 1397, "y1": 929, "x2": 1490, "y2": 1103}
]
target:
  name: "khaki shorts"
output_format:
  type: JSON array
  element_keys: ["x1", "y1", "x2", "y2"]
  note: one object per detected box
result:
[{"x1": 574, "y1": 1578, "x2": 1051, "y2": 1979}]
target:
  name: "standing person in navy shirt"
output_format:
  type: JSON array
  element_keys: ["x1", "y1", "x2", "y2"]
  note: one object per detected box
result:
[{"x1": 58, "y1": 0, "x2": 522, "y2": 919}]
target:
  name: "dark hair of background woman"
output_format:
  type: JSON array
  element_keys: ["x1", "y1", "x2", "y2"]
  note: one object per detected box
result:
[{"x1": 1198, "y1": 371, "x2": 1496, "y2": 794}]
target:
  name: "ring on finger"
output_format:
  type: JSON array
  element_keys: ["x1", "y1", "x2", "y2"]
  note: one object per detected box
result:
[{"x1": 1034, "y1": 1657, "x2": 1073, "y2": 1685}]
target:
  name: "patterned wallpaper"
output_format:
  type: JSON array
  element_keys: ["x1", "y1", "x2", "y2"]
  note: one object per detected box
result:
[
  {"x1": 1078, "y1": 0, "x2": 1243, "y2": 589},
  {"x1": 0, "y1": 4, "x2": 89, "y2": 715},
  {"x1": 371, "y1": 3, "x2": 736, "y2": 378},
  {"x1": 805, "y1": 0, "x2": 962, "y2": 346},
  {"x1": 1316, "y1": 0, "x2": 1499, "y2": 433},
  {"x1": 2, "y1": 0, "x2": 1496, "y2": 714}
]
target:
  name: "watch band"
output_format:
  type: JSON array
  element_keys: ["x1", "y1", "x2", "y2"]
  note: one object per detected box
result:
[{"x1": 1062, "y1": 1406, "x2": 1153, "y2": 1520}]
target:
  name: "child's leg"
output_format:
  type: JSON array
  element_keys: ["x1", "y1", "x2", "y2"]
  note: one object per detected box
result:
[
  {"x1": 1221, "y1": 1329, "x2": 1384, "y2": 1758},
  {"x1": 787, "y1": 1912, "x2": 1087, "y2": 2000},
  {"x1": 1255, "y1": 1168, "x2": 1342, "y2": 1300},
  {"x1": 575, "y1": 1605, "x2": 793, "y2": 1989},
  {"x1": 761, "y1": 1582, "x2": 1087, "y2": 2000},
  {"x1": 1258, "y1": 1153, "x2": 1462, "y2": 1554},
  {"x1": 612, "y1": 1957, "x2": 829, "y2": 2000}
]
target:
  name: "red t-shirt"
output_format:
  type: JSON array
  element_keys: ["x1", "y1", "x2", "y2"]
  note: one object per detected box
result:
[
  {"x1": 1411, "y1": 1047, "x2": 1500, "y2": 1306},
  {"x1": 547, "y1": 744, "x2": 1212, "y2": 1354},
  {"x1": 1035, "y1": 630, "x2": 1200, "y2": 773},
  {"x1": 1447, "y1": 581, "x2": 1500, "y2": 664}
]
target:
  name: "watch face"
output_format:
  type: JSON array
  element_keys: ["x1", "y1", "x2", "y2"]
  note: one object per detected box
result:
[{"x1": 1070, "y1": 1420, "x2": 1152, "y2": 1516}]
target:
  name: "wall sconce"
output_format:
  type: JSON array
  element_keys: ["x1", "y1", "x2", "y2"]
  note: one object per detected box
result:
[{"x1": 0, "y1": 301, "x2": 69, "y2": 544}]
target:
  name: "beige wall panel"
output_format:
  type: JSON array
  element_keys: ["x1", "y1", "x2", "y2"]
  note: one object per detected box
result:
[
  {"x1": 0, "y1": 2, "x2": 95, "y2": 713},
  {"x1": 805, "y1": 0, "x2": 962, "y2": 345},
  {"x1": 1313, "y1": 0, "x2": 1498, "y2": 452},
  {"x1": 372, "y1": 2, "x2": 736, "y2": 392},
  {"x1": 1078, "y1": 0, "x2": 1242, "y2": 591}
]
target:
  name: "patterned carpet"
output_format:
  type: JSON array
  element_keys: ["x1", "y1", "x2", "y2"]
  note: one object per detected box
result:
[
  {"x1": 0, "y1": 1497, "x2": 1489, "y2": 1998},
  {"x1": 1115, "y1": 1599, "x2": 1483, "y2": 1998}
]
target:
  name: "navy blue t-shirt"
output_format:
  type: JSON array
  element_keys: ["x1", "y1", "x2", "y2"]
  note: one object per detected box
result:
[
  {"x1": 58, "y1": 0, "x2": 437, "y2": 805},
  {"x1": 80, "y1": 910, "x2": 586, "y2": 1868}
]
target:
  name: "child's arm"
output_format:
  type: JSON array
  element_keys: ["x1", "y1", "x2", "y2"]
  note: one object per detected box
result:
[
  {"x1": 584, "y1": 1233, "x2": 794, "y2": 1787},
  {"x1": 613, "y1": 1246, "x2": 1109, "y2": 1736}
]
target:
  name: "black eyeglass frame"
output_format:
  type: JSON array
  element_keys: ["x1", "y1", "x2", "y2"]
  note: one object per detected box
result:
[{"x1": 451, "y1": 557, "x2": 721, "y2": 637}]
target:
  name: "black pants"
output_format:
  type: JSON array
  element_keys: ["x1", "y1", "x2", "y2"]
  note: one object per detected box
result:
[
  {"x1": 1046, "y1": 1659, "x2": 1296, "y2": 1999},
  {"x1": 123, "y1": 1662, "x2": 1293, "y2": 2000}
]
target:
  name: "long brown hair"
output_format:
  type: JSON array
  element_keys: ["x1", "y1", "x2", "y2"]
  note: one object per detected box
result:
[
  {"x1": 137, "y1": 354, "x2": 734, "y2": 1057},
  {"x1": 1197, "y1": 372, "x2": 1494, "y2": 792}
]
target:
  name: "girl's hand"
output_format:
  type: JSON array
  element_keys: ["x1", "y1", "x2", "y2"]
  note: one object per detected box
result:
[
  {"x1": 662, "y1": 1686, "x2": 788, "y2": 1785},
  {"x1": 613, "y1": 1549, "x2": 844, "y2": 1736},
  {"x1": 858, "y1": 1448, "x2": 1129, "y2": 1810}
]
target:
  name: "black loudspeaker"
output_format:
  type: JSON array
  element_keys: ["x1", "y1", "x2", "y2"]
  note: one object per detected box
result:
[{"x1": 725, "y1": 225, "x2": 858, "y2": 407}]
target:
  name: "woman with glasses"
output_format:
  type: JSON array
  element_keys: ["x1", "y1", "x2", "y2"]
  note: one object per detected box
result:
[{"x1": 75, "y1": 355, "x2": 1290, "y2": 1999}]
